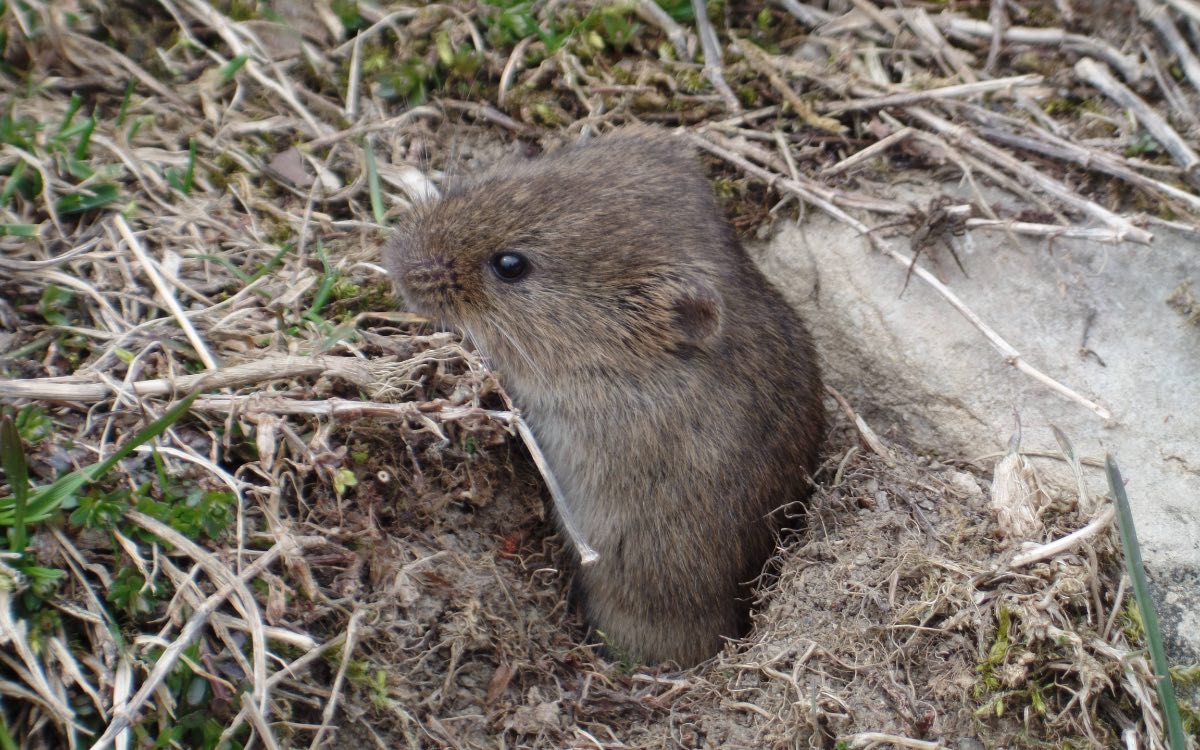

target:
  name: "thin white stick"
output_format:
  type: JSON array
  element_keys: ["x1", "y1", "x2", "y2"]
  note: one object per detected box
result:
[
  {"x1": 848, "y1": 733, "x2": 949, "y2": 750},
  {"x1": 822, "y1": 127, "x2": 914, "y2": 176},
  {"x1": 632, "y1": 0, "x2": 694, "y2": 60},
  {"x1": 821, "y1": 74, "x2": 1042, "y2": 114},
  {"x1": 0, "y1": 354, "x2": 379, "y2": 401},
  {"x1": 942, "y1": 16, "x2": 1145, "y2": 82},
  {"x1": 905, "y1": 107, "x2": 1154, "y2": 243},
  {"x1": 1075, "y1": 57, "x2": 1200, "y2": 182},
  {"x1": 962, "y1": 219, "x2": 1141, "y2": 242},
  {"x1": 777, "y1": 0, "x2": 833, "y2": 27},
  {"x1": 692, "y1": 134, "x2": 1114, "y2": 421},
  {"x1": 1138, "y1": 0, "x2": 1200, "y2": 95},
  {"x1": 115, "y1": 215, "x2": 219, "y2": 371},
  {"x1": 692, "y1": 0, "x2": 740, "y2": 112},
  {"x1": 513, "y1": 416, "x2": 599, "y2": 565},
  {"x1": 1164, "y1": 0, "x2": 1200, "y2": 24},
  {"x1": 1010, "y1": 506, "x2": 1117, "y2": 568},
  {"x1": 308, "y1": 610, "x2": 363, "y2": 750},
  {"x1": 87, "y1": 535, "x2": 319, "y2": 750},
  {"x1": 345, "y1": 31, "x2": 363, "y2": 120}
]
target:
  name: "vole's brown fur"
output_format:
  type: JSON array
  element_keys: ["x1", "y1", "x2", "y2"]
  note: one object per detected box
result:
[{"x1": 383, "y1": 127, "x2": 824, "y2": 667}]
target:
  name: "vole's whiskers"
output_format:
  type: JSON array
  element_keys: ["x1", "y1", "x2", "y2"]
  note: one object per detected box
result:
[
  {"x1": 487, "y1": 319, "x2": 545, "y2": 385},
  {"x1": 460, "y1": 323, "x2": 492, "y2": 371}
]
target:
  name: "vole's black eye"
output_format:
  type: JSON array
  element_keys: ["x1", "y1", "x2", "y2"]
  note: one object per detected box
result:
[{"x1": 490, "y1": 252, "x2": 529, "y2": 282}]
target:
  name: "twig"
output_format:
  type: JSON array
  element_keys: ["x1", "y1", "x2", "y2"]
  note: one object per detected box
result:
[
  {"x1": 1164, "y1": 0, "x2": 1200, "y2": 25},
  {"x1": 1075, "y1": 57, "x2": 1200, "y2": 186},
  {"x1": 631, "y1": 0, "x2": 694, "y2": 60},
  {"x1": 129, "y1": 512, "x2": 270, "y2": 715},
  {"x1": 189, "y1": 395, "x2": 508, "y2": 422},
  {"x1": 1010, "y1": 506, "x2": 1116, "y2": 568},
  {"x1": 240, "y1": 693, "x2": 282, "y2": 750},
  {"x1": 903, "y1": 8, "x2": 979, "y2": 83},
  {"x1": 736, "y1": 39, "x2": 843, "y2": 132},
  {"x1": 87, "y1": 535, "x2": 322, "y2": 750},
  {"x1": 692, "y1": 133, "x2": 1115, "y2": 421},
  {"x1": 512, "y1": 414, "x2": 599, "y2": 565},
  {"x1": 438, "y1": 99, "x2": 536, "y2": 134},
  {"x1": 1137, "y1": 0, "x2": 1200, "y2": 94},
  {"x1": 691, "y1": 0, "x2": 741, "y2": 112},
  {"x1": 0, "y1": 353, "x2": 383, "y2": 401},
  {"x1": 820, "y1": 74, "x2": 1042, "y2": 114},
  {"x1": 498, "y1": 36, "x2": 534, "y2": 104},
  {"x1": 985, "y1": 0, "x2": 1007, "y2": 74},
  {"x1": 174, "y1": 0, "x2": 329, "y2": 137},
  {"x1": 0, "y1": 592, "x2": 79, "y2": 730},
  {"x1": 825, "y1": 385, "x2": 896, "y2": 465},
  {"x1": 308, "y1": 609, "x2": 363, "y2": 750},
  {"x1": 849, "y1": 0, "x2": 903, "y2": 37},
  {"x1": 345, "y1": 31, "x2": 363, "y2": 121},
  {"x1": 848, "y1": 733, "x2": 949, "y2": 750},
  {"x1": 904, "y1": 107, "x2": 1154, "y2": 243},
  {"x1": 218, "y1": 632, "x2": 350, "y2": 746},
  {"x1": 821, "y1": 127, "x2": 914, "y2": 176},
  {"x1": 961, "y1": 219, "x2": 1140, "y2": 242},
  {"x1": 776, "y1": 0, "x2": 833, "y2": 28},
  {"x1": 115, "y1": 215, "x2": 219, "y2": 371},
  {"x1": 694, "y1": 130, "x2": 907, "y2": 214},
  {"x1": 957, "y1": 108, "x2": 1200, "y2": 213},
  {"x1": 941, "y1": 16, "x2": 1146, "y2": 82}
]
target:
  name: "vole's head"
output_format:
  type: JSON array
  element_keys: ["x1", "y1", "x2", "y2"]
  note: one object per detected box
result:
[{"x1": 383, "y1": 128, "x2": 733, "y2": 389}]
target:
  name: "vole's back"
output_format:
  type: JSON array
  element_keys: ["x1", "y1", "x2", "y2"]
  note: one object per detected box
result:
[{"x1": 384, "y1": 128, "x2": 825, "y2": 666}]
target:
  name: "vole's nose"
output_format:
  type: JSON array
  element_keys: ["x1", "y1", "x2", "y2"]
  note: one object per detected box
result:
[{"x1": 400, "y1": 258, "x2": 463, "y2": 314}]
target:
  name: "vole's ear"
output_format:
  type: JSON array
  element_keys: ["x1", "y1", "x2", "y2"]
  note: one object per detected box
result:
[{"x1": 669, "y1": 278, "x2": 723, "y2": 347}]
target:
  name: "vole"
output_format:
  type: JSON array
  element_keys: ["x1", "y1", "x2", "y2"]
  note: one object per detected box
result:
[{"x1": 382, "y1": 127, "x2": 824, "y2": 667}]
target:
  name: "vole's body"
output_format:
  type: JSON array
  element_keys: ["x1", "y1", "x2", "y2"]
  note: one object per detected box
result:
[{"x1": 384, "y1": 128, "x2": 824, "y2": 666}]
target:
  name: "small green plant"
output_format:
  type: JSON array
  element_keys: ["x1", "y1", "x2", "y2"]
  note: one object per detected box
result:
[
  {"x1": 0, "y1": 393, "x2": 199, "y2": 548},
  {"x1": 0, "y1": 92, "x2": 122, "y2": 216},
  {"x1": 36, "y1": 283, "x2": 74, "y2": 326},
  {"x1": 107, "y1": 565, "x2": 162, "y2": 616},
  {"x1": 13, "y1": 405, "x2": 52, "y2": 443},
  {"x1": 165, "y1": 137, "x2": 198, "y2": 194},
  {"x1": 331, "y1": 0, "x2": 367, "y2": 32},
  {"x1": 975, "y1": 606, "x2": 1012, "y2": 696},
  {"x1": 367, "y1": 668, "x2": 390, "y2": 709}
]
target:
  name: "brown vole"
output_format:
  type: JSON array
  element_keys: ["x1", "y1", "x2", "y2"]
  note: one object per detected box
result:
[{"x1": 382, "y1": 127, "x2": 824, "y2": 666}]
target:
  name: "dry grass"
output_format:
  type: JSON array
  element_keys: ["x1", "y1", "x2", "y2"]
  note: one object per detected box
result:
[{"x1": 1, "y1": 0, "x2": 1198, "y2": 748}]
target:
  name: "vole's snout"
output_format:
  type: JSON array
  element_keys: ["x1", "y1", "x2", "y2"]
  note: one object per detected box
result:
[{"x1": 397, "y1": 257, "x2": 464, "y2": 316}]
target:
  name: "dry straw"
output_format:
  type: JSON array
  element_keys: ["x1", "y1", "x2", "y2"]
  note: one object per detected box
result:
[{"x1": 1, "y1": 0, "x2": 1197, "y2": 747}]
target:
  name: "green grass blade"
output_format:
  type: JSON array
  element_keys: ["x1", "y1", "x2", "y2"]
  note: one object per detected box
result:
[
  {"x1": 0, "y1": 159, "x2": 27, "y2": 206},
  {"x1": 1105, "y1": 455, "x2": 1186, "y2": 750},
  {"x1": 248, "y1": 242, "x2": 293, "y2": 283},
  {"x1": 363, "y1": 139, "x2": 385, "y2": 225},
  {"x1": 0, "y1": 412, "x2": 30, "y2": 551},
  {"x1": 0, "y1": 392, "x2": 199, "y2": 525},
  {"x1": 57, "y1": 92, "x2": 83, "y2": 136},
  {"x1": 87, "y1": 391, "x2": 200, "y2": 480},
  {"x1": 303, "y1": 243, "x2": 337, "y2": 323},
  {"x1": 0, "y1": 223, "x2": 37, "y2": 237},
  {"x1": 182, "y1": 137, "x2": 197, "y2": 194},
  {"x1": 73, "y1": 113, "x2": 98, "y2": 161},
  {"x1": 0, "y1": 711, "x2": 18, "y2": 750},
  {"x1": 55, "y1": 183, "x2": 119, "y2": 214},
  {"x1": 116, "y1": 79, "x2": 135, "y2": 127},
  {"x1": 126, "y1": 115, "x2": 145, "y2": 142},
  {"x1": 220, "y1": 53, "x2": 249, "y2": 82}
]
